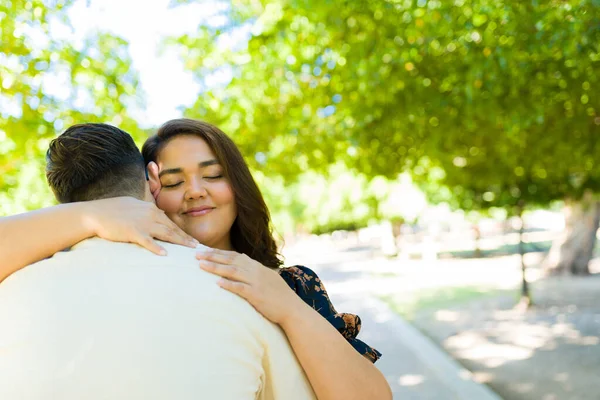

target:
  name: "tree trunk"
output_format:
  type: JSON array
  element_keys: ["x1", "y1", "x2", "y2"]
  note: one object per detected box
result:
[
  {"x1": 518, "y1": 205, "x2": 532, "y2": 307},
  {"x1": 544, "y1": 191, "x2": 600, "y2": 276},
  {"x1": 473, "y1": 224, "x2": 482, "y2": 258},
  {"x1": 380, "y1": 220, "x2": 398, "y2": 257}
]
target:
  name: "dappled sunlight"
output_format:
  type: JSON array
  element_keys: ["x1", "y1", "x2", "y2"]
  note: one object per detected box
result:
[
  {"x1": 434, "y1": 309, "x2": 460, "y2": 322},
  {"x1": 372, "y1": 313, "x2": 395, "y2": 324},
  {"x1": 553, "y1": 372, "x2": 569, "y2": 383},
  {"x1": 472, "y1": 371, "x2": 495, "y2": 384},
  {"x1": 580, "y1": 336, "x2": 599, "y2": 345},
  {"x1": 588, "y1": 258, "x2": 600, "y2": 274},
  {"x1": 444, "y1": 315, "x2": 600, "y2": 371},
  {"x1": 491, "y1": 320, "x2": 560, "y2": 349},
  {"x1": 509, "y1": 328, "x2": 551, "y2": 349},
  {"x1": 410, "y1": 272, "x2": 600, "y2": 400},
  {"x1": 508, "y1": 382, "x2": 535, "y2": 395},
  {"x1": 398, "y1": 374, "x2": 426, "y2": 387},
  {"x1": 302, "y1": 238, "x2": 600, "y2": 399},
  {"x1": 445, "y1": 332, "x2": 533, "y2": 368},
  {"x1": 542, "y1": 395, "x2": 560, "y2": 400}
]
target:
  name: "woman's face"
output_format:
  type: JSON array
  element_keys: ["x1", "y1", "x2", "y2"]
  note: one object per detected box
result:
[{"x1": 154, "y1": 135, "x2": 237, "y2": 250}]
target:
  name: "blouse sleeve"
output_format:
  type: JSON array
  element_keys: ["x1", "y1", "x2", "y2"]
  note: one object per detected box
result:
[{"x1": 278, "y1": 265, "x2": 382, "y2": 363}]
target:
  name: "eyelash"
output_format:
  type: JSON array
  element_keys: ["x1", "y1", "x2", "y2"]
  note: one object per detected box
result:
[{"x1": 162, "y1": 175, "x2": 223, "y2": 189}]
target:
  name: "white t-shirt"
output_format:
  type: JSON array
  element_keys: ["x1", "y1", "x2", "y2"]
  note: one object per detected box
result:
[{"x1": 0, "y1": 238, "x2": 315, "y2": 400}]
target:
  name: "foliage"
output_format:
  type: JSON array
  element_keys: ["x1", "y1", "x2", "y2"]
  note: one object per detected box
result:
[
  {"x1": 4, "y1": 0, "x2": 600, "y2": 235},
  {"x1": 255, "y1": 163, "x2": 405, "y2": 234},
  {"x1": 169, "y1": 0, "x2": 600, "y2": 215},
  {"x1": 0, "y1": 0, "x2": 142, "y2": 215}
]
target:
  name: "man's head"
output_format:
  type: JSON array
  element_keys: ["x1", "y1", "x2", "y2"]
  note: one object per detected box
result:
[{"x1": 46, "y1": 123, "x2": 148, "y2": 203}]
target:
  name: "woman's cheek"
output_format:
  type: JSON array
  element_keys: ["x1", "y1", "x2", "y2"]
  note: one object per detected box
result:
[
  {"x1": 155, "y1": 191, "x2": 181, "y2": 213},
  {"x1": 216, "y1": 181, "x2": 235, "y2": 203}
]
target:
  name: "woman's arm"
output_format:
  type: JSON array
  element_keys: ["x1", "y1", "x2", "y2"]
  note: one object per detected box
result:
[
  {"x1": 196, "y1": 250, "x2": 392, "y2": 400},
  {"x1": 279, "y1": 300, "x2": 392, "y2": 400},
  {"x1": 0, "y1": 197, "x2": 198, "y2": 283},
  {"x1": 0, "y1": 202, "x2": 94, "y2": 282}
]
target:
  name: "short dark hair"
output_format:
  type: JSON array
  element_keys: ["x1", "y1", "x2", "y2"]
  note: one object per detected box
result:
[
  {"x1": 142, "y1": 118, "x2": 282, "y2": 269},
  {"x1": 46, "y1": 123, "x2": 146, "y2": 203}
]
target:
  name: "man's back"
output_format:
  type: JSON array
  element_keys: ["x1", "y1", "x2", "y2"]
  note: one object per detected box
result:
[{"x1": 0, "y1": 238, "x2": 315, "y2": 400}]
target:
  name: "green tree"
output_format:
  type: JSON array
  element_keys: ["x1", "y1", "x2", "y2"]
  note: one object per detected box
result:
[
  {"x1": 0, "y1": 0, "x2": 142, "y2": 215},
  {"x1": 169, "y1": 0, "x2": 600, "y2": 279},
  {"x1": 255, "y1": 163, "x2": 402, "y2": 236}
]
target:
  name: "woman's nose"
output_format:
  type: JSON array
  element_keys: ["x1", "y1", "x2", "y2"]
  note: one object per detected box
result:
[{"x1": 186, "y1": 178, "x2": 208, "y2": 200}]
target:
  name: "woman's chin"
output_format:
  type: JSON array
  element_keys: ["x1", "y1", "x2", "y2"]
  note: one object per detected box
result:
[{"x1": 189, "y1": 230, "x2": 228, "y2": 250}]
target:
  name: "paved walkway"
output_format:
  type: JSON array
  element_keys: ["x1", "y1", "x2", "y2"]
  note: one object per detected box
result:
[{"x1": 299, "y1": 254, "x2": 501, "y2": 399}]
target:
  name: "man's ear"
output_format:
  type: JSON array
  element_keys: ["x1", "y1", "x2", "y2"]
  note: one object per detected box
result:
[{"x1": 147, "y1": 161, "x2": 162, "y2": 200}]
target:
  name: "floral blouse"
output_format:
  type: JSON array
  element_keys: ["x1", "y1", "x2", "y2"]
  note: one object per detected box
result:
[{"x1": 277, "y1": 265, "x2": 382, "y2": 363}]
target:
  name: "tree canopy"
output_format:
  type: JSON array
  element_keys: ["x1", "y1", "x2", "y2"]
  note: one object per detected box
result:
[
  {"x1": 0, "y1": 0, "x2": 142, "y2": 214},
  {"x1": 2, "y1": 0, "x2": 599, "y2": 234},
  {"x1": 170, "y1": 0, "x2": 600, "y2": 214}
]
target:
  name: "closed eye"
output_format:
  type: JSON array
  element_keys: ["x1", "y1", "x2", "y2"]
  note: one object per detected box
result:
[
  {"x1": 204, "y1": 175, "x2": 223, "y2": 180},
  {"x1": 163, "y1": 182, "x2": 183, "y2": 189}
]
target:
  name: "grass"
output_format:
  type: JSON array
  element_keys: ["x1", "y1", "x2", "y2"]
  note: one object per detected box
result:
[
  {"x1": 373, "y1": 271, "x2": 398, "y2": 278},
  {"x1": 400, "y1": 237, "x2": 554, "y2": 261},
  {"x1": 380, "y1": 285, "x2": 515, "y2": 320},
  {"x1": 439, "y1": 240, "x2": 553, "y2": 259}
]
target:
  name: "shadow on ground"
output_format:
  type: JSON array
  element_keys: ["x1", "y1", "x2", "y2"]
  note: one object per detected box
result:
[{"x1": 411, "y1": 275, "x2": 600, "y2": 400}]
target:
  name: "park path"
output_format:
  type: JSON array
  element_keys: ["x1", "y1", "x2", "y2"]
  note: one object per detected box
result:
[{"x1": 283, "y1": 243, "x2": 501, "y2": 399}]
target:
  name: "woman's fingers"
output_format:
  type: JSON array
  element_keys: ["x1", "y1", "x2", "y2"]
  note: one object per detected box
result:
[
  {"x1": 154, "y1": 212, "x2": 198, "y2": 248},
  {"x1": 217, "y1": 278, "x2": 250, "y2": 298},
  {"x1": 149, "y1": 224, "x2": 194, "y2": 248},
  {"x1": 199, "y1": 261, "x2": 248, "y2": 283},
  {"x1": 134, "y1": 233, "x2": 167, "y2": 256},
  {"x1": 83, "y1": 196, "x2": 198, "y2": 252},
  {"x1": 195, "y1": 250, "x2": 235, "y2": 265},
  {"x1": 203, "y1": 248, "x2": 238, "y2": 257}
]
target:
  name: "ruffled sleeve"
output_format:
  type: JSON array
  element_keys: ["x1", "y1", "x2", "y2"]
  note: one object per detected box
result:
[{"x1": 278, "y1": 265, "x2": 382, "y2": 363}]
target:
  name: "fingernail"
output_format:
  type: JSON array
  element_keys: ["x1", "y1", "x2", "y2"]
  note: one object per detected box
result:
[{"x1": 160, "y1": 249, "x2": 167, "y2": 256}]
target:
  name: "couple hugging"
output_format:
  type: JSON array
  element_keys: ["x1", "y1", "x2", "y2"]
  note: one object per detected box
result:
[{"x1": 0, "y1": 119, "x2": 391, "y2": 399}]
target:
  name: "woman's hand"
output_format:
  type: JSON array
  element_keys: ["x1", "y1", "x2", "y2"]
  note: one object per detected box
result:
[
  {"x1": 82, "y1": 196, "x2": 199, "y2": 255},
  {"x1": 197, "y1": 249, "x2": 304, "y2": 325}
]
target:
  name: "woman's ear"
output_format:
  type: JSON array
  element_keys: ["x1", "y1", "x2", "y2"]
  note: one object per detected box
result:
[{"x1": 147, "y1": 161, "x2": 162, "y2": 200}]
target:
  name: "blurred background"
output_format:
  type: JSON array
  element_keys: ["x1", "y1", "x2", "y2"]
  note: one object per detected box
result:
[{"x1": 2, "y1": 0, "x2": 600, "y2": 398}]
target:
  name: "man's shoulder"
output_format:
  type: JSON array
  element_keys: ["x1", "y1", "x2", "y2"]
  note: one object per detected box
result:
[
  {"x1": 8, "y1": 239, "x2": 217, "y2": 296},
  {"x1": 70, "y1": 238, "x2": 198, "y2": 264},
  {"x1": 17, "y1": 238, "x2": 200, "y2": 277},
  {"x1": 159, "y1": 241, "x2": 207, "y2": 261}
]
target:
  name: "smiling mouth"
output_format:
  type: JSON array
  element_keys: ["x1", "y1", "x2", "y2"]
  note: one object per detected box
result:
[{"x1": 185, "y1": 208, "x2": 215, "y2": 217}]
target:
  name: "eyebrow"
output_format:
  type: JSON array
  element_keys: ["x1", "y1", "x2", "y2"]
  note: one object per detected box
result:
[{"x1": 158, "y1": 159, "x2": 220, "y2": 178}]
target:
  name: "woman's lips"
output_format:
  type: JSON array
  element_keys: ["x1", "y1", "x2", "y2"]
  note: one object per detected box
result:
[{"x1": 185, "y1": 208, "x2": 214, "y2": 217}]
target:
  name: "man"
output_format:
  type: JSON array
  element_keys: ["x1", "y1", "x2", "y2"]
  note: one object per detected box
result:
[{"x1": 0, "y1": 123, "x2": 315, "y2": 399}]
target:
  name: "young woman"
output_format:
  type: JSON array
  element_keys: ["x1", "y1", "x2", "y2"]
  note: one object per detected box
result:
[{"x1": 0, "y1": 118, "x2": 392, "y2": 400}]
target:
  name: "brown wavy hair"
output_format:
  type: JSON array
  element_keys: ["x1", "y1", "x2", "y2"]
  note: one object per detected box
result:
[{"x1": 142, "y1": 118, "x2": 282, "y2": 269}]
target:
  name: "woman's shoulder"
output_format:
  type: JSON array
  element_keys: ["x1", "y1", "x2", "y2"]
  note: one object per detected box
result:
[
  {"x1": 278, "y1": 265, "x2": 332, "y2": 309},
  {"x1": 278, "y1": 265, "x2": 326, "y2": 296},
  {"x1": 278, "y1": 265, "x2": 319, "y2": 281}
]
